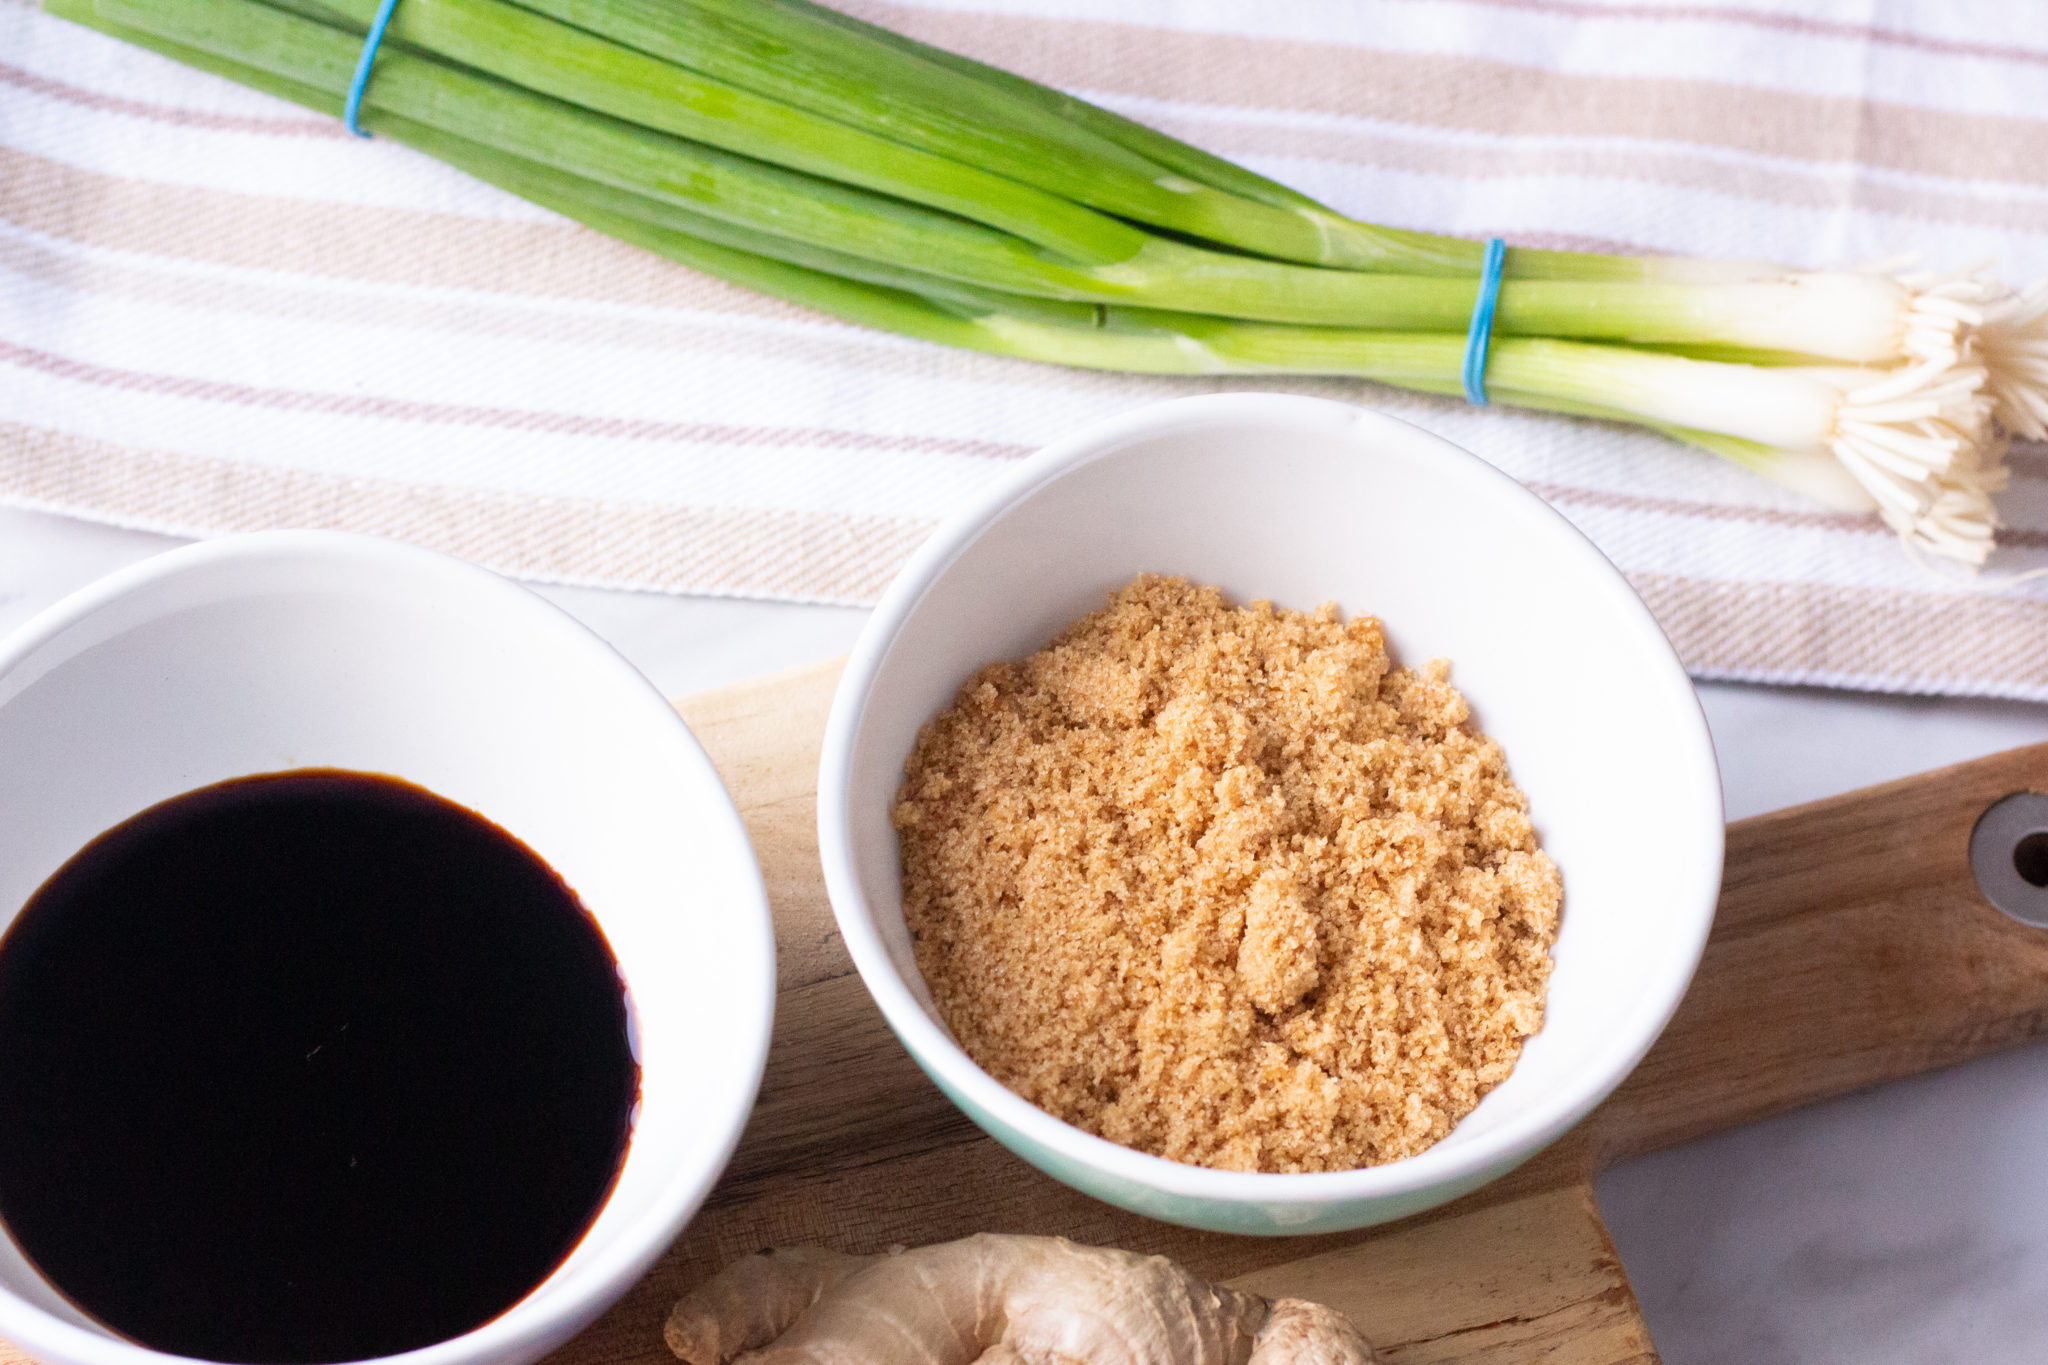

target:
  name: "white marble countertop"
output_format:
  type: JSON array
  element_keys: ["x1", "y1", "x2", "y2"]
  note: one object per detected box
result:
[{"x1": 4, "y1": 504, "x2": 2045, "y2": 1364}]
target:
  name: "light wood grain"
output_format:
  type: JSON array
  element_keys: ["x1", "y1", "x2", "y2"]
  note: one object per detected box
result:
[
  {"x1": 1228, "y1": 1186, "x2": 1654, "y2": 1364},
  {"x1": 9, "y1": 655, "x2": 2044, "y2": 1365},
  {"x1": 1590, "y1": 742, "x2": 2048, "y2": 1162}
]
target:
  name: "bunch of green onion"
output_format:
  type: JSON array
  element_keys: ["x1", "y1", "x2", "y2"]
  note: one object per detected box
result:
[{"x1": 53, "y1": 0, "x2": 2048, "y2": 565}]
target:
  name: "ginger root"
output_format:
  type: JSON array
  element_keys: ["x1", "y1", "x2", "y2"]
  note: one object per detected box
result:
[{"x1": 665, "y1": 1234, "x2": 1376, "y2": 1365}]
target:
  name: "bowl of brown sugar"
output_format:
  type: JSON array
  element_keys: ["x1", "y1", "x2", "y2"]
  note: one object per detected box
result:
[{"x1": 817, "y1": 394, "x2": 1723, "y2": 1235}]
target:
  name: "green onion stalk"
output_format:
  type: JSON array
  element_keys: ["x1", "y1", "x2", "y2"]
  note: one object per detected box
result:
[{"x1": 51, "y1": 0, "x2": 2048, "y2": 564}]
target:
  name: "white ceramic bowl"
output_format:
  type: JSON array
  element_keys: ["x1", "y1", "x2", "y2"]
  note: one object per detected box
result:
[
  {"x1": 0, "y1": 533, "x2": 774, "y2": 1365},
  {"x1": 817, "y1": 394, "x2": 1723, "y2": 1235}
]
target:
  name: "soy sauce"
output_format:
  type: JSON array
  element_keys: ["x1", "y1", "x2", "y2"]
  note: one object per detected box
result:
[{"x1": 0, "y1": 771, "x2": 639, "y2": 1364}]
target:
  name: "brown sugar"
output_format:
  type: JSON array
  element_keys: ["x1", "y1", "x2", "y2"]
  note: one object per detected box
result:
[{"x1": 892, "y1": 576, "x2": 1561, "y2": 1173}]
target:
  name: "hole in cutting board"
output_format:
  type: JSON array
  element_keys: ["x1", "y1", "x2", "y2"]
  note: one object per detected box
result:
[
  {"x1": 2017, "y1": 831, "x2": 2048, "y2": 889},
  {"x1": 1970, "y1": 792, "x2": 2048, "y2": 926}
]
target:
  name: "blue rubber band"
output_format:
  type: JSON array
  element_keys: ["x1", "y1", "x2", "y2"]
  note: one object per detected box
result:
[
  {"x1": 1461, "y1": 237, "x2": 1507, "y2": 406},
  {"x1": 343, "y1": 0, "x2": 403, "y2": 137}
]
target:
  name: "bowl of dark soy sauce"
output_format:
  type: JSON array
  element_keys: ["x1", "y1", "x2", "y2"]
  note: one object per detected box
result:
[{"x1": 0, "y1": 533, "x2": 774, "y2": 1365}]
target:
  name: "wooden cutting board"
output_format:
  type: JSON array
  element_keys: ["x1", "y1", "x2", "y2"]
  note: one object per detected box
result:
[
  {"x1": 544, "y1": 657, "x2": 2047, "y2": 1365},
  {"x1": 11, "y1": 657, "x2": 2047, "y2": 1365}
]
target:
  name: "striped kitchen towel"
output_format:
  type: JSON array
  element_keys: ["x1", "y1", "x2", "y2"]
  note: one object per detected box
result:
[{"x1": 4, "y1": 0, "x2": 2047, "y2": 699}]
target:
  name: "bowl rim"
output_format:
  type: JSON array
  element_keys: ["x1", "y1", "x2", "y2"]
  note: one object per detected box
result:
[
  {"x1": 817, "y1": 392, "x2": 1724, "y2": 1212},
  {"x1": 0, "y1": 530, "x2": 776, "y2": 1365}
]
